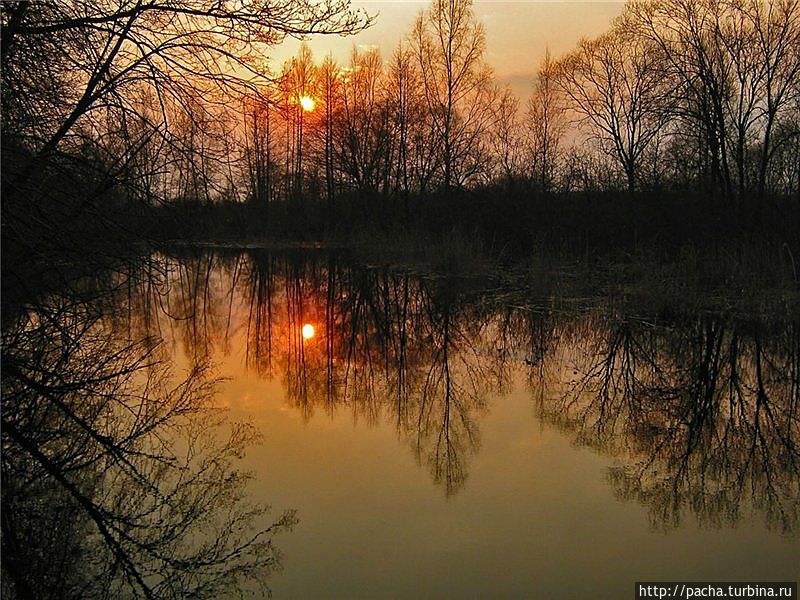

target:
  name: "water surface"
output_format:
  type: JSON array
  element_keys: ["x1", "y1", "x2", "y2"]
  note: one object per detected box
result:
[{"x1": 3, "y1": 248, "x2": 798, "y2": 598}]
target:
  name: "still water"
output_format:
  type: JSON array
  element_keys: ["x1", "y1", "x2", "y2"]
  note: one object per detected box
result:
[{"x1": 3, "y1": 248, "x2": 798, "y2": 598}]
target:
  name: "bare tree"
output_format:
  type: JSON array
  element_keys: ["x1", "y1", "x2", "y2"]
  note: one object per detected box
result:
[
  {"x1": 744, "y1": 0, "x2": 800, "y2": 200},
  {"x1": 243, "y1": 89, "x2": 276, "y2": 205},
  {"x1": 281, "y1": 44, "x2": 319, "y2": 197},
  {"x1": 411, "y1": 0, "x2": 494, "y2": 190},
  {"x1": 554, "y1": 27, "x2": 670, "y2": 192},
  {"x1": 527, "y1": 49, "x2": 568, "y2": 191},
  {"x1": 489, "y1": 85, "x2": 523, "y2": 185},
  {"x1": 625, "y1": 0, "x2": 737, "y2": 196},
  {"x1": 624, "y1": 0, "x2": 799, "y2": 203},
  {"x1": 316, "y1": 53, "x2": 342, "y2": 204},
  {"x1": 387, "y1": 42, "x2": 417, "y2": 201},
  {"x1": 336, "y1": 46, "x2": 391, "y2": 192}
]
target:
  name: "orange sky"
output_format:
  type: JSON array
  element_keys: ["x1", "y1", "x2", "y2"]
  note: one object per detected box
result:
[{"x1": 272, "y1": 1, "x2": 625, "y2": 99}]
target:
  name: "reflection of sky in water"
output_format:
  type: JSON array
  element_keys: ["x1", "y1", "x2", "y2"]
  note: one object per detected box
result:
[
  {"x1": 239, "y1": 379, "x2": 796, "y2": 598},
  {"x1": 148, "y1": 250, "x2": 798, "y2": 598}
]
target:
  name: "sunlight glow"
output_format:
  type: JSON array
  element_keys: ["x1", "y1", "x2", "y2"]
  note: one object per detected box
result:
[
  {"x1": 299, "y1": 95, "x2": 316, "y2": 112},
  {"x1": 302, "y1": 323, "x2": 315, "y2": 340}
]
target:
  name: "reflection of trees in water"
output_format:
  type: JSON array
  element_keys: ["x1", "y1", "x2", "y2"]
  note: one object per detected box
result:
[
  {"x1": 115, "y1": 251, "x2": 248, "y2": 363},
  {"x1": 126, "y1": 250, "x2": 496, "y2": 495},
  {"x1": 119, "y1": 249, "x2": 799, "y2": 524},
  {"x1": 412, "y1": 275, "x2": 492, "y2": 493},
  {"x1": 243, "y1": 253, "x2": 495, "y2": 495},
  {"x1": 1, "y1": 276, "x2": 297, "y2": 598},
  {"x1": 536, "y1": 311, "x2": 800, "y2": 533}
]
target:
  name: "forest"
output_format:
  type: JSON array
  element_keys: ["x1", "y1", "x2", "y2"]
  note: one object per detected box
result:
[{"x1": 3, "y1": 0, "x2": 799, "y2": 262}]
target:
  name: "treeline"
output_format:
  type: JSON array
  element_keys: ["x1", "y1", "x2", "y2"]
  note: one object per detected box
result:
[
  {"x1": 249, "y1": 0, "x2": 800, "y2": 206},
  {"x1": 2, "y1": 0, "x2": 799, "y2": 235}
]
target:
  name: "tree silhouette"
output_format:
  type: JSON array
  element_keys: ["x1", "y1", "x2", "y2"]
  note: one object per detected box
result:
[
  {"x1": 555, "y1": 26, "x2": 670, "y2": 192},
  {"x1": 2, "y1": 269, "x2": 297, "y2": 598},
  {"x1": 411, "y1": 0, "x2": 494, "y2": 190}
]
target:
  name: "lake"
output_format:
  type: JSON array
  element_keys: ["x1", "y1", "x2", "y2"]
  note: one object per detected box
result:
[{"x1": 2, "y1": 247, "x2": 798, "y2": 598}]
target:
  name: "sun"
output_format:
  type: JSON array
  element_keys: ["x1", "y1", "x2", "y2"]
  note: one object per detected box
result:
[
  {"x1": 299, "y1": 95, "x2": 316, "y2": 112},
  {"x1": 301, "y1": 323, "x2": 315, "y2": 339}
]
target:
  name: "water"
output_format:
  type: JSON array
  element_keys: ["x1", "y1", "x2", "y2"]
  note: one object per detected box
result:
[{"x1": 3, "y1": 247, "x2": 798, "y2": 598}]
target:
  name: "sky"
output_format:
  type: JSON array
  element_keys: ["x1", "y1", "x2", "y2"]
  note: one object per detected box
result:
[{"x1": 271, "y1": 1, "x2": 626, "y2": 99}]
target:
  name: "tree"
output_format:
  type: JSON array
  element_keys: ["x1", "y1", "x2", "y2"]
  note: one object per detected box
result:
[
  {"x1": 489, "y1": 85, "x2": 523, "y2": 185},
  {"x1": 336, "y1": 46, "x2": 392, "y2": 192},
  {"x1": 625, "y1": 0, "x2": 735, "y2": 196},
  {"x1": 625, "y1": 0, "x2": 800, "y2": 204},
  {"x1": 387, "y1": 42, "x2": 418, "y2": 200},
  {"x1": 281, "y1": 43, "x2": 318, "y2": 197},
  {"x1": 555, "y1": 27, "x2": 671, "y2": 192},
  {"x1": 744, "y1": 0, "x2": 800, "y2": 199},
  {"x1": 244, "y1": 89, "x2": 275, "y2": 205},
  {"x1": 316, "y1": 53, "x2": 342, "y2": 203},
  {"x1": 411, "y1": 0, "x2": 494, "y2": 190},
  {"x1": 527, "y1": 49, "x2": 567, "y2": 191}
]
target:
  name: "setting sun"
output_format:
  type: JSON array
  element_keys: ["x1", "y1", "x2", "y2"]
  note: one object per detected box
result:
[
  {"x1": 301, "y1": 323, "x2": 315, "y2": 339},
  {"x1": 299, "y1": 95, "x2": 316, "y2": 112}
]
